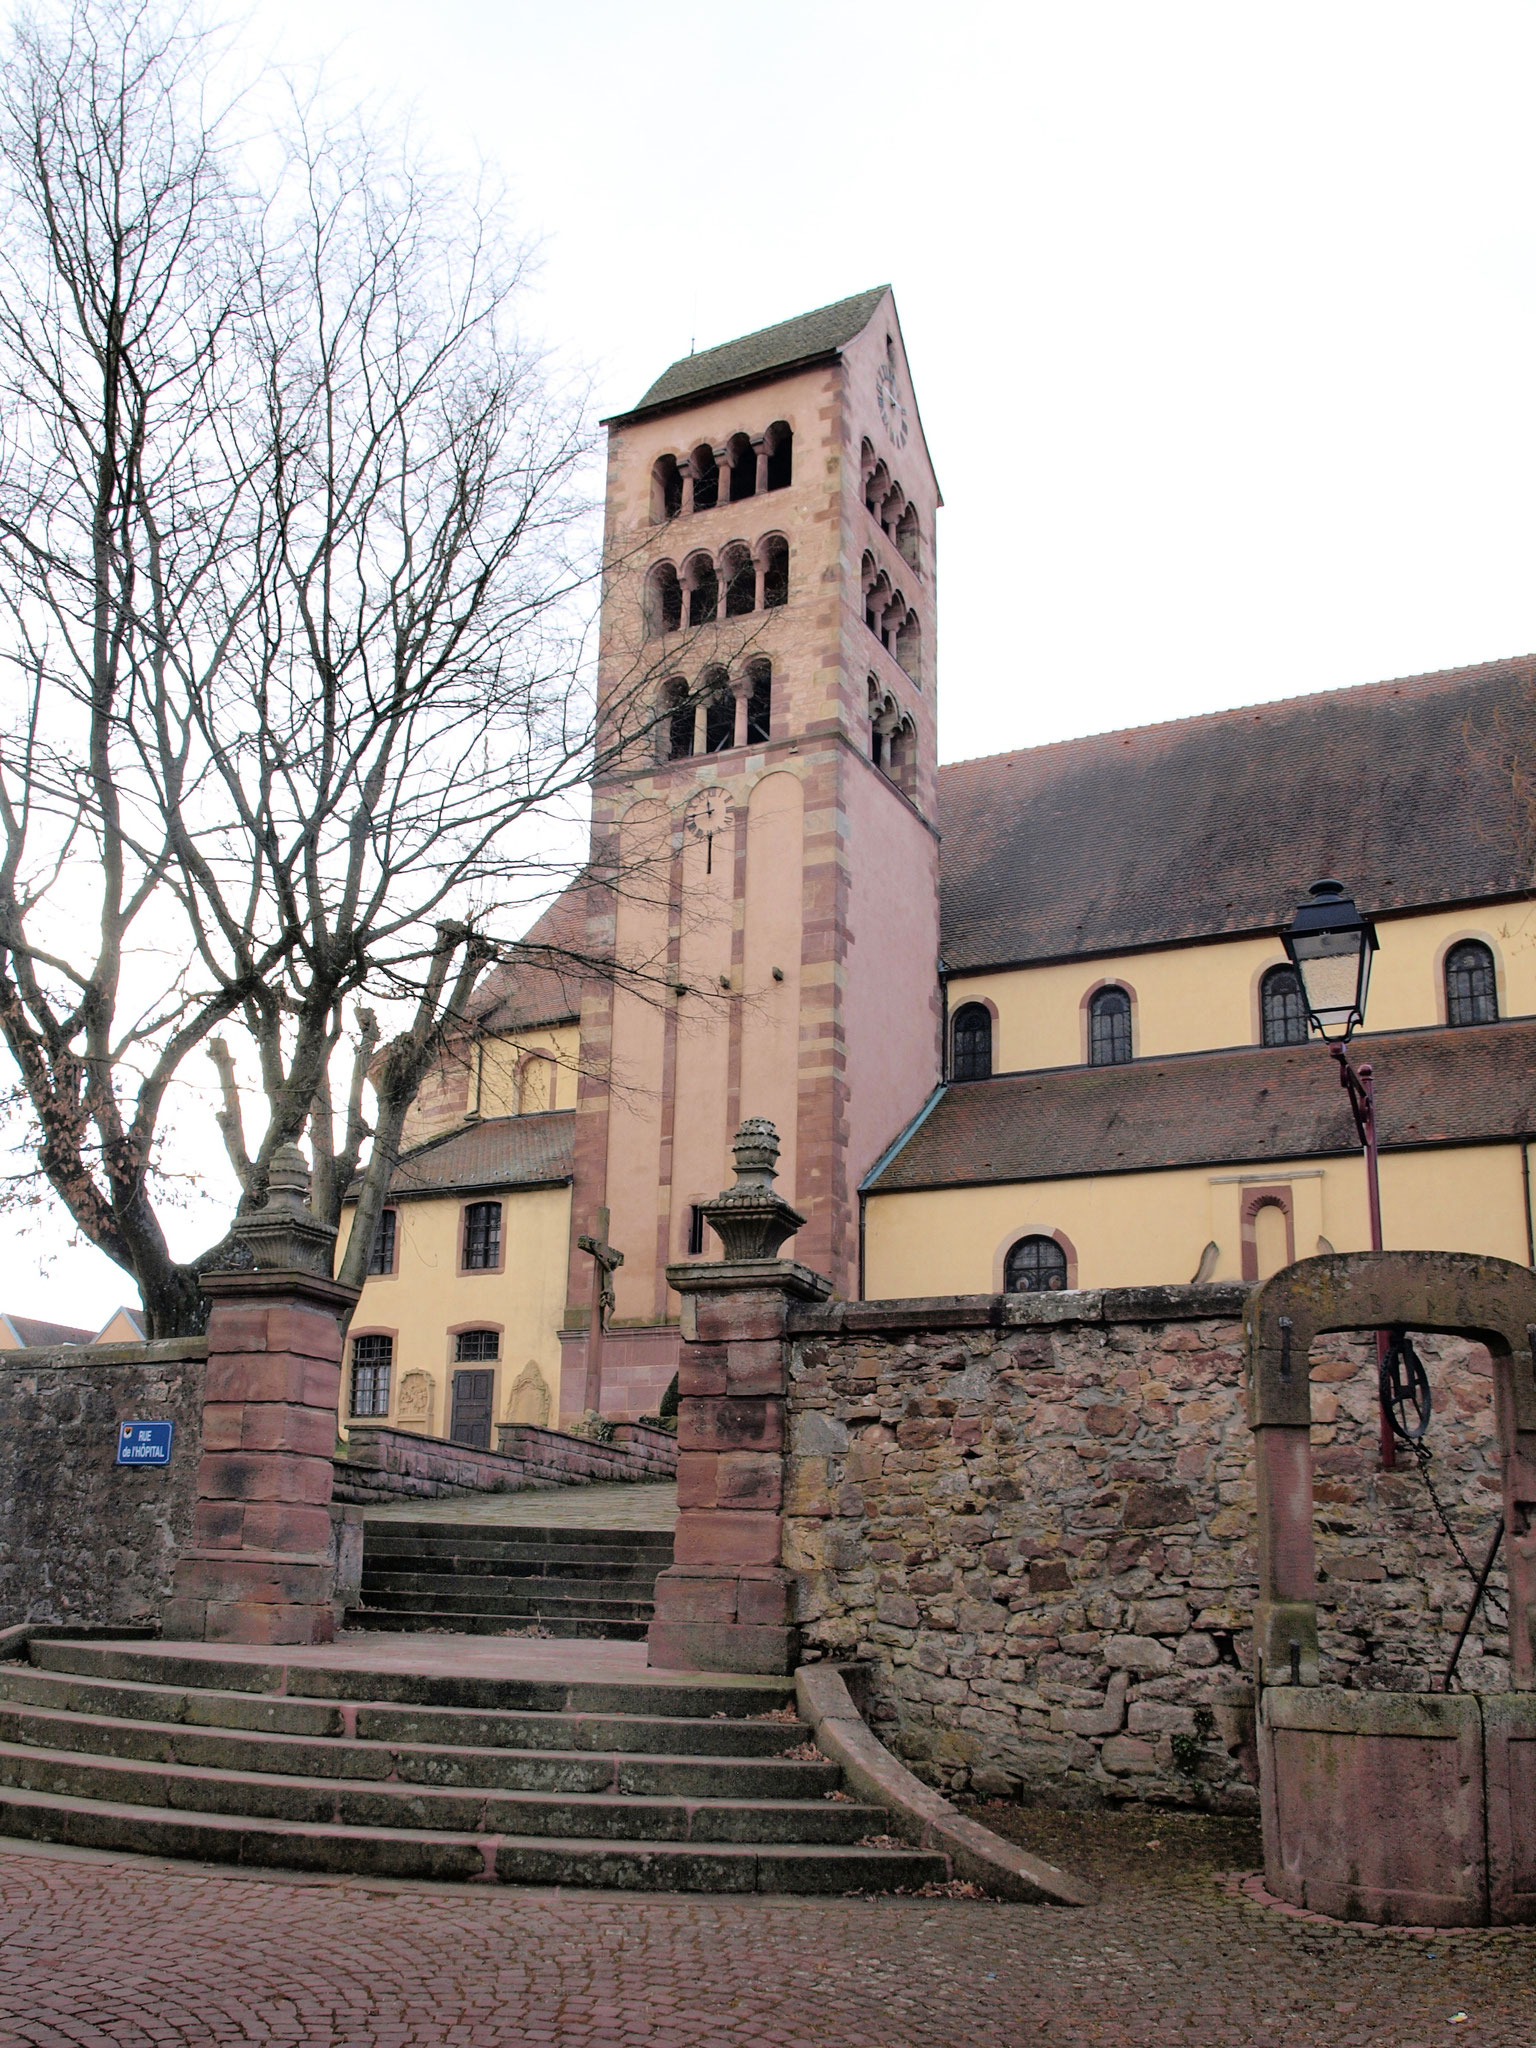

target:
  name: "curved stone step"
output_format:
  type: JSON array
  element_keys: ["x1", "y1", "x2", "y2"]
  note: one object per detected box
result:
[
  {"x1": 0, "y1": 1783, "x2": 949, "y2": 1892},
  {"x1": 29, "y1": 1641, "x2": 795, "y2": 1718},
  {"x1": 0, "y1": 1666, "x2": 807, "y2": 1756},
  {"x1": 0, "y1": 1744, "x2": 875, "y2": 1845},
  {"x1": 0, "y1": 1703, "x2": 838, "y2": 1800}
]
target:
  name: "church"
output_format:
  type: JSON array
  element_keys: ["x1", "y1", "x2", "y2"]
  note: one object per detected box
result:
[{"x1": 335, "y1": 287, "x2": 1536, "y2": 1447}]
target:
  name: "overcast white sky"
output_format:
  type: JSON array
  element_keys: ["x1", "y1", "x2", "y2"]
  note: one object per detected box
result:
[{"x1": 11, "y1": 0, "x2": 1536, "y2": 1323}]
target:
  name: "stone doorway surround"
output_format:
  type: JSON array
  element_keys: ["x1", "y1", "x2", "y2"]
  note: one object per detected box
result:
[{"x1": 1245, "y1": 1249, "x2": 1536, "y2": 1925}]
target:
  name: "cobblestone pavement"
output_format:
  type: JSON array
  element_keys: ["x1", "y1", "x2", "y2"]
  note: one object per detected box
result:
[
  {"x1": 363, "y1": 1480, "x2": 677, "y2": 1529},
  {"x1": 1, "y1": 1807, "x2": 1533, "y2": 2047}
]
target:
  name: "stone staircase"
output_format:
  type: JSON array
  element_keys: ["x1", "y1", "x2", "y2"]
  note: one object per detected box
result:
[
  {"x1": 0, "y1": 1639, "x2": 950, "y2": 1893},
  {"x1": 346, "y1": 1520, "x2": 673, "y2": 1640}
]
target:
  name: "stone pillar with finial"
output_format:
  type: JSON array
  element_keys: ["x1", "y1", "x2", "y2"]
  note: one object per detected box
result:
[
  {"x1": 647, "y1": 1117, "x2": 831, "y2": 1675},
  {"x1": 163, "y1": 1144, "x2": 360, "y2": 1645}
]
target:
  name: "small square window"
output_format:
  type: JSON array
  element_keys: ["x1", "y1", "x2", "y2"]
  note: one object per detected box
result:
[{"x1": 454, "y1": 1328, "x2": 500, "y2": 1363}]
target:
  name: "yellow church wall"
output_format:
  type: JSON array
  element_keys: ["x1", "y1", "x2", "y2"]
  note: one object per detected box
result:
[
  {"x1": 475, "y1": 1023, "x2": 581, "y2": 1118},
  {"x1": 863, "y1": 1141, "x2": 1532, "y2": 1298},
  {"x1": 946, "y1": 903, "x2": 1536, "y2": 1074},
  {"x1": 335, "y1": 1181, "x2": 572, "y2": 1442}
]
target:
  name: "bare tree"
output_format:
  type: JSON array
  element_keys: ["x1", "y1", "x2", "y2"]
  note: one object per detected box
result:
[{"x1": 0, "y1": 2, "x2": 694, "y2": 1333}]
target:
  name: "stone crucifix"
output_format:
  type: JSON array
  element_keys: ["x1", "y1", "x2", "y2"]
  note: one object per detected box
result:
[{"x1": 576, "y1": 1205, "x2": 624, "y2": 1416}]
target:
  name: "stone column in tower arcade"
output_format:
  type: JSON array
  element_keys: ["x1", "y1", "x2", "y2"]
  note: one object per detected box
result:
[{"x1": 647, "y1": 1119, "x2": 830, "y2": 1675}]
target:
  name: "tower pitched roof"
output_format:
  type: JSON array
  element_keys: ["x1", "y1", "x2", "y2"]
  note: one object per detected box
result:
[
  {"x1": 610, "y1": 287, "x2": 890, "y2": 423},
  {"x1": 938, "y1": 655, "x2": 1535, "y2": 972}
]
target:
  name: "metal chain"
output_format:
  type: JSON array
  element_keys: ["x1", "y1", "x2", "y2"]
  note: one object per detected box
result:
[{"x1": 1402, "y1": 1438, "x2": 1507, "y2": 1620}]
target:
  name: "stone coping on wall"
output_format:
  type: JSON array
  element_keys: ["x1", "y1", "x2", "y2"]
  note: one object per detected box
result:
[
  {"x1": 787, "y1": 1284, "x2": 1249, "y2": 1337},
  {"x1": 0, "y1": 1338, "x2": 209, "y2": 1368}
]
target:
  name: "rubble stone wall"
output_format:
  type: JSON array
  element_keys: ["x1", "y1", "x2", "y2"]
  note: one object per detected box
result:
[
  {"x1": 782, "y1": 1288, "x2": 1504, "y2": 1811},
  {"x1": 0, "y1": 1339, "x2": 207, "y2": 1629}
]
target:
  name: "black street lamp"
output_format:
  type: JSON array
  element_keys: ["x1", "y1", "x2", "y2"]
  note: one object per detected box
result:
[{"x1": 1280, "y1": 879, "x2": 1400, "y2": 1468}]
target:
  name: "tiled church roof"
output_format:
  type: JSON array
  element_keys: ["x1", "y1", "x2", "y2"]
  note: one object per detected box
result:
[
  {"x1": 866, "y1": 1019, "x2": 1536, "y2": 1192},
  {"x1": 615, "y1": 287, "x2": 890, "y2": 420},
  {"x1": 468, "y1": 888, "x2": 593, "y2": 1034},
  {"x1": 385, "y1": 1113, "x2": 575, "y2": 1198},
  {"x1": 937, "y1": 656, "x2": 1535, "y2": 972}
]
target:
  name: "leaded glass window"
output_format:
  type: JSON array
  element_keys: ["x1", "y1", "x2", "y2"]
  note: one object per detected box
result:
[
  {"x1": 1088, "y1": 986, "x2": 1132, "y2": 1066},
  {"x1": 1260, "y1": 965, "x2": 1308, "y2": 1047},
  {"x1": 1445, "y1": 941, "x2": 1497, "y2": 1026},
  {"x1": 1004, "y1": 1236, "x2": 1068, "y2": 1293}
]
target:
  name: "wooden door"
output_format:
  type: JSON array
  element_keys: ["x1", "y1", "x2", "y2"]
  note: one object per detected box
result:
[{"x1": 450, "y1": 1369, "x2": 494, "y2": 1450}]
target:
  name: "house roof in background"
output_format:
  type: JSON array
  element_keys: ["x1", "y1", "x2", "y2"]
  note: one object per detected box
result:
[
  {"x1": 0, "y1": 1313, "x2": 93, "y2": 1348},
  {"x1": 937, "y1": 657, "x2": 1535, "y2": 973},
  {"x1": 95, "y1": 1306, "x2": 145, "y2": 1340},
  {"x1": 382, "y1": 1112, "x2": 575, "y2": 1200},
  {"x1": 866, "y1": 1018, "x2": 1536, "y2": 1193},
  {"x1": 611, "y1": 287, "x2": 890, "y2": 422}
]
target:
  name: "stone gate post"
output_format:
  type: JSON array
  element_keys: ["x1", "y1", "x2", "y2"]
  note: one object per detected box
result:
[
  {"x1": 162, "y1": 1146, "x2": 359, "y2": 1646},
  {"x1": 647, "y1": 1120, "x2": 830, "y2": 1675}
]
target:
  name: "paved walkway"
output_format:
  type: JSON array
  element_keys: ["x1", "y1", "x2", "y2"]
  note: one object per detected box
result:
[
  {"x1": 1, "y1": 1806, "x2": 1532, "y2": 2045},
  {"x1": 364, "y1": 1480, "x2": 677, "y2": 1529}
]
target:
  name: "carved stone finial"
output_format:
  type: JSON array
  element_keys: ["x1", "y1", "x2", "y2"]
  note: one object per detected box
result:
[
  {"x1": 697, "y1": 1117, "x2": 806, "y2": 1264},
  {"x1": 228, "y1": 1143, "x2": 338, "y2": 1276}
]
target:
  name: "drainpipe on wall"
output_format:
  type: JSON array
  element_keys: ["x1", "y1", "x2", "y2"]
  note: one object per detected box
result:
[{"x1": 1524, "y1": 1138, "x2": 1535, "y2": 1268}]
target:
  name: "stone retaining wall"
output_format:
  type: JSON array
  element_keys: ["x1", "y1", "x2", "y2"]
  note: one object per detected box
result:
[
  {"x1": 334, "y1": 1419, "x2": 678, "y2": 1505},
  {"x1": 0, "y1": 1339, "x2": 208, "y2": 1629},
  {"x1": 782, "y1": 1288, "x2": 1503, "y2": 1811}
]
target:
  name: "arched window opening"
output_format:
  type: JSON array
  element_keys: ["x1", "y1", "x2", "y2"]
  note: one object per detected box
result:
[
  {"x1": 879, "y1": 484, "x2": 905, "y2": 537},
  {"x1": 350, "y1": 1333, "x2": 393, "y2": 1416},
  {"x1": 723, "y1": 545, "x2": 755, "y2": 617},
  {"x1": 765, "y1": 421, "x2": 792, "y2": 491},
  {"x1": 686, "y1": 556, "x2": 718, "y2": 626},
  {"x1": 727, "y1": 433, "x2": 757, "y2": 503},
  {"x1": 864, "y1": 459, "x2": 890, "y2": 521},
  {"x1": 762, "y1": 536, "x2": 789, "y2": 609},
  {"x1": 703, "y1": 672, "x2": 735, "y2": 754},
  {"x1": 895, "y1": 500, "x2": 921, "y2": 571},
  {"x1": 651, "y1": 455, "x2": 683, "y2": 523},
  {"x1": 865, "y1": 570, "x2": 893, "y2": 640},
  {"x1": 745, "y1": 659, "x2": 772, "y2": 745},
  {"x1": 516, "y1": 1055, "x2": 556, "y2": 1115},
  {"x1": 894, "y1": 609, "x2": 921, "y2": 682},
  {"x1": 1446, "y1": 940, "x2": 1498, "y2": 1026},
  {"x1": 1004, "y1": 1235, "x2": 1068, "y2": 1294},
  {"x1": 1260, "y1": 964, "x2": 1308, "y2": 1047},
  {"x1": 665, "y1": 678, "x2": 694, "y2": 760},
  {"x1": 868, "y1": 680, "x2": 886, "y2": 767},
  {"x1": 645, "y1": 561, "x2": 682, "y2": 638},
  {"x1": 951, "y1": 1003, "x2": 992, "y2": 1082},
  {"x1": 689, "y1": 444, "x2": 719, "y2": 513},
  {"x1": 1088, "y1": 986, "x2": 1132, "y2": 1066}
]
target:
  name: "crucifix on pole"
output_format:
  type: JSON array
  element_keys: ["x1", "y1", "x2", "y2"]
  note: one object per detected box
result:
[{"x1": 576, "y1": 1206, "x2": 624, "y2": 1417}]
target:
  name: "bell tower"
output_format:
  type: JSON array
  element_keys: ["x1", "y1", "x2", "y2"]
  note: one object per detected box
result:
[{"x1": 559, "y1": 288, "x2": 942, "y2": 1417}]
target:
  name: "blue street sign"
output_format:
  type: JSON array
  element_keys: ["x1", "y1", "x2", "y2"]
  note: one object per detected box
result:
[{"x1": 116, "y1": 1419, "x2": 174, "y2": 1466}]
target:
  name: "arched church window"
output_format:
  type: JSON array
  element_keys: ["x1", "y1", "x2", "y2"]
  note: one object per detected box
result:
[
  {"x1": 762, "y1": 536, "x2": 789, "y2": 609},
  {"x1": 895, "y1": 500, "x2": 921, "y2": 571},
  {"x1": 689, "y1": 444, "x2": 719, "y2": 512},
  {"x1": 651, "y1": 455, "x2": 683, "y2": 523},
  {"x1": 1004, "y1": 1235, "x2": 1068, "y2": 1294},
  {"x1": 894, "y1": 609, "x2": 921, "y2": 683},
  {"x1": 664, "y1": 678, "x2": 694, "y2": 760},
  {"x1": 764, "y1": 421, "x2": 792, "y2": 491},
  {"x1": 1260, "y1": 964, "x2": 1308, "y2": 1047},
  {"x1": 951, "y1": 1003, "x2": 992, "y2": 1082},
  {"x1": 865, "y1": 458, "x2": 890, "y2": 521},
  {"x1": 1088, "y1": 986, "x2": 1132, "y2": 1066},
  {"x1": 685, "y1": 555, "x2": 718, "y2": 626},
  {"x1": 1445, "y1": 940, "x2": 1498, "y2": 1026},
  {"x1": 745, "y1": 659, "x2": 772, "y2": 745},
  {"x1": 702, "y1": 671, "x2": 735, "y2": 753},
  {"x1": 727, "y1": 433, "x2": 757, "y2": 503},
  {"x1": 722, "y1": 544, "x2": 755, "y2": 617},
  {"x1": 645, "y1": 561, "x2": 682, "y2": 638}
]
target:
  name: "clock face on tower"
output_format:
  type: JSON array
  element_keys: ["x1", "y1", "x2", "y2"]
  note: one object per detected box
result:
[
  {"x1": 682, "y1": 786, "x2": 735, "y2": 872},
  {"x1": 876, "y1": 362, "x2": 909, "y2": 448}
]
